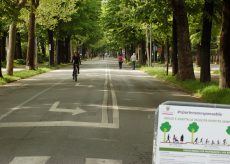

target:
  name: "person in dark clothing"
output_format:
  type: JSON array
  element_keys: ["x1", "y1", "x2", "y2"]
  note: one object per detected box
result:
[{"x1": 72, "y1": 53, "x2": 80, "y2": 77}]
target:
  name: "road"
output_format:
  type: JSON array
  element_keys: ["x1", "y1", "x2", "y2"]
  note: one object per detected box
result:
[{"x1": 0, "y1": 58, "x2": 200, "y2": 164}]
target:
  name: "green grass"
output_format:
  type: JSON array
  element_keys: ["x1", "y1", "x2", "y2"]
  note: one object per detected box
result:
[
  {"x1": 141, "y1": 66, "x2": 230, "y2": 104},
  {"x1": 0, "y1": 67, "x2": 52, "y2": 85}
]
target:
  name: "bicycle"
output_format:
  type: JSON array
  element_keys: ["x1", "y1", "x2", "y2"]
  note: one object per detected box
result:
[{"x1": 73, "y1": 64, "x2": 78, "y2": 82}]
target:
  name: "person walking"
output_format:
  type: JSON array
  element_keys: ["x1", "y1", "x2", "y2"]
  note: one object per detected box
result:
[
  {"x1": 117, "y1": 54, "x2": 124, "y2": 69},
  {"x1": 130, "y1": 53, "x2": 137, "y2": 70}
]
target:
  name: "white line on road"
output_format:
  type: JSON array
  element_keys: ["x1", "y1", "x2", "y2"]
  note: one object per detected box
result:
[
  {"x1": 102, "y1": 66, "x2": 109, "y2": 123},
  {"x1": 109, "y1": 69, "x2": 119, "y2": 128},
  {"x1": 0, "y1": 121, "x2": 118, "y2": 128},
  {"x1": 49, "y1": 101, "x2": 86, "y2": 115},
  {"x1": 85, "y1": 158, "x2": 122, "y2": 164},
  {"x1": 9, "y1": 156, "x2": 50, "y2": 164},
  {"x1": 0, "y1": 80, "x2": 65, "y2": 121}
]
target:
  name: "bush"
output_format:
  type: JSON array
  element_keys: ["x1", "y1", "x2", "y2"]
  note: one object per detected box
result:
[{"x1": 14, "y1": 59, "x2": 26, "y2": 65}]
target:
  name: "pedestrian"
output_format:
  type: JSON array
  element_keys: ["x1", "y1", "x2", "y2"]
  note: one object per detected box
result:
[
  {"x1": 130, "y1": 53, "x2": 137, "y2": 70},
  {"x1": 117, "y1": 54, "x2": 124, "y2": 69}
]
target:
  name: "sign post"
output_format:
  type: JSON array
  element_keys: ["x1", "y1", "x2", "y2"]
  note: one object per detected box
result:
[{"x1": 153, "y1": 101, "x2": 230, "y2": 164}]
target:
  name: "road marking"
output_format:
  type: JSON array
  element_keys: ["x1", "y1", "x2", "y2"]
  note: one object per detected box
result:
[
  {"x1": 109, "y1": 69, "x2": 119, "y2": 128},
  {"x1": 102, "y1": 67, "x2": 109, "y2": 123},
  {"x1": 9, "y1": 156, "x2": 50, "y2": 164},
  {"x1": 0, "y1": 67, "x2": 120, "y2": 129},
  {"x1": 75, "y1": 83, "x2": 94, "y2": 88},
  {"x1": 0, "y1": 121, "x2": 118, "y2": 128},
  {"x1": 49, "y1": 101, "x2": 86, "y2": 115},
  {"x1": 85, "y1": 158, "x2": 122, "y2": 164},
  {"x1": 118, "y1": 106, "x2": 156, "y2": 112},
  {"x1": 0, "y1": 80, "x2": 65, "y2": 121}
]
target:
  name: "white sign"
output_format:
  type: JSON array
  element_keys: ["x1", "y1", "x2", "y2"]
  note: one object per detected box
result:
[{"x1": 154, "y1": 104, "x2": 230, "y2": 164}]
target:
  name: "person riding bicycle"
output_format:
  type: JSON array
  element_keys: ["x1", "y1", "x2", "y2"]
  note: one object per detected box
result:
[{"x1": 72, "y1": 52, "x2": 80, "y2": 77}]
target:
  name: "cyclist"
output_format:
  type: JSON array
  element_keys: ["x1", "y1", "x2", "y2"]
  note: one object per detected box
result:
[{"x1": 72, "y1": 52, "x2": 81, "y2": 78}]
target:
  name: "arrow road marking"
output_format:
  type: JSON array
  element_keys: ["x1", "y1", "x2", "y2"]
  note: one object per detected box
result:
[
  {"x1": 49, "y1": 101, "x2": 86, "y2": 115},
  {"x1": 75, "y1": 83, "x2": 94, "y2": 88}
]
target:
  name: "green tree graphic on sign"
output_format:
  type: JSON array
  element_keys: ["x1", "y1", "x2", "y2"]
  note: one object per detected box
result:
[
  {"x1": 160, "y1": 122, "x2": 171, "y2": 143},
  {"x1": 188, "y1": 122, "x2": 199, "y2": 144},
  {"x1": 226, "y1": 126, "x2": 230, "y2": 140}
]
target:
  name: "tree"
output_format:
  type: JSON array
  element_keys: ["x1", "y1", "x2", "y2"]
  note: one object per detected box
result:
[
  {"x1": 171, "y1": 13, "x2": 178, "y2": 76},
  {"x1": 3, "y1": 0, "x2": 27, "y2": 75},
  {"x1": 36, "y1": 0, "x2": 77, "y2": 66},
  {"x1": 200, "y1": 0, "x2": 214, "y2": 83},
  {"x1": 170, "y1": 0, "x2": 195, "y2": 80},
  {"x1": 226, "y1": 126, "x2": 230, "y2": 140},
  {"x1": 160, "y1": 122, "x2": 171, "y2": 143},
  {"x1": 26, "y1": 0, "x2": 39, "y2": 70},
  {"x1": 219, "y1": 0, "x2": 230, "y2": 88},
  {"x1": 188, "y1": 122, "x2": 199, "y2": 144}
]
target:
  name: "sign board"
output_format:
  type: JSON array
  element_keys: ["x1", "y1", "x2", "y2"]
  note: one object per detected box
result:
[{"x1": 153, "y1": 101, "x2": 230, "y2": 164}]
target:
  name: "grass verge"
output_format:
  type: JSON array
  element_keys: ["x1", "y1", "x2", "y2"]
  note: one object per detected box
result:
[
  {"x1": 141, "y1": 66, "x2": 230, "y2": 104},
  {"x1": 0, "y1": 67, "x2": 52, "y2": 85}
]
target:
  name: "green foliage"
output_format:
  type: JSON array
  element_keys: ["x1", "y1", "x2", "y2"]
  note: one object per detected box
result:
[
  {"x1": 0, "y1": 67, "x2": 52, "y2": 85},
  {"x1": 200, "y1": 86, "x2": 230, "y2": 104},
  {"x1": 14, "y1": 59, "x2": 26, "y2": 65},
  {"x1": 188, "y1": 122, "x2": 199, "y2": 133},
  {"x1": 37, "y1": 0, "x2": 78, "y2": 30},
  {"x1": 160, "y1": 122, "x2": 171, "y2": 132}
]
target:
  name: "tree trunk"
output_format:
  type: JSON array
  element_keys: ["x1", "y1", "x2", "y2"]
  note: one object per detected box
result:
[
  {"x1": 6, "y1": 22, "x2": 17, "y2": 75},
  {"x1": 0, "y1": 36, "x2": 3, "y2": 77},
  {"x1": 200, "y1": 0, "x2": 214, "y2": 83},
  {"x1": 15, "y1": 32, "x2": 23, "y2": 59},
  {"x1": 1, "y1": 32, "x2": 7, "y2": 61},
  {"x1": 26, "y1": 0, "x2": 39, "y2": 70},
  {"x1": 196, "y1": 44, "x2": 201, "y2": 67},
  {"x1": 57, "y1": 39, "x2": 63, "y2": 64},
  {"x1": 172, "y1": 14, "x2": 178, "y2": 76},
  {"x1": 48, "y1": 29, "x2": 54, "y2": 66},
  {"x1": 219, "y1": 0, "x2": 230, "y2": 88},
  {"x1": 146, "y1": 26, "x2": 150, "y2": 66},
  {"x1": 26, "y1": 11, "x2": 36, "y2": 70},
  {"x1": 171, "y1": 0, "x2": 195, "y2": 80},
  {"x1": 166, "y1": 37, "x2": 170, "y2": 75},
  {"x1": 40, "y1": 37, "x2": 46, "y2": 57},
  {"x1": 160, "y1": 45, "x2": 165, "y2": 63},
  {"x1": 139, "y1": 40, "x2": 146, "y2": 65},
  {"x1": 64, "y1": 37, "x2": 71, "y2": 63}
]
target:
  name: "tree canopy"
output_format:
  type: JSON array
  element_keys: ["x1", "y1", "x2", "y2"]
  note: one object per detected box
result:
[{"x1": 1, "y1": 0, "x2": 230, "y2": 88}]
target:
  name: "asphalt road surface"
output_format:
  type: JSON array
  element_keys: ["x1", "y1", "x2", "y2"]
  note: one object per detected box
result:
[{"x1": 0, "y1": 58, "x2": 200, "y2": 164}]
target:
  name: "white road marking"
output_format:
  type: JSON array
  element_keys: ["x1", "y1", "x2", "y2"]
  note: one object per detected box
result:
[
  {"x1": 0, "y1": 80, "x2": 64, "y2": 121},
  {"x1": 9, "y1": 156, "x2": 50, "y2": 164},
  {"x1": 0, "y1": 121, "x2": 118, "y2": 128},
  {"x1": 0, "y1": 67, "x2": 120, "y2": 129},
  {"x1": 85, "y1": 158, "x2": 122, "y2": 164},
  {"x1": 109, "y1": 69, "x2": 119, "y2": 128},
  {"x1": 102, "y1": 67, "x2": 109, "y2": 123},
  {"x1": 118, "y1": 106, "x2": 156, "y2": 112},
  {"x1": 75, "y1": 83, "x2": 94, "y2": 88},
  {"x1": 49, "y1": 101, "x2": 86, "y2": 115}
]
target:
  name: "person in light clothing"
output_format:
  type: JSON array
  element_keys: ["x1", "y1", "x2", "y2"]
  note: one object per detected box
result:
[{"x1": 130, "y1": 53, "x2": 137, "y2": 70}]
